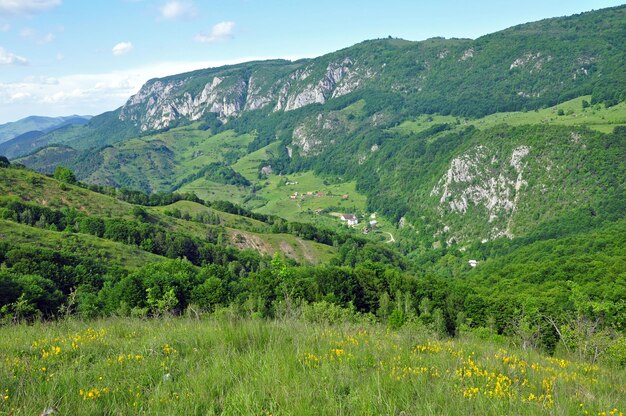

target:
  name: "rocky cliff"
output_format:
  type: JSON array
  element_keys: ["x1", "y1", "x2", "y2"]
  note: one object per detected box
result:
[{"x1": 119, "y1": 56, "x2": 379, "y2": 131}]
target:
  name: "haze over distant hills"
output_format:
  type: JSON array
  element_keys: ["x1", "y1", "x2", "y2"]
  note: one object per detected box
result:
[{"x1": 0, "y1": 115, "x2": 92, "y2": 145}]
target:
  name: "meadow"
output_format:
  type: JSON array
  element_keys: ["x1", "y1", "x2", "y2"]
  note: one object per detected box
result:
[
  {"x1": 1, "y1": 316, "x2": 624, "y2": 415},
  {"x1": 390, "y1": 96, "x2": 626, "y2": 137}
]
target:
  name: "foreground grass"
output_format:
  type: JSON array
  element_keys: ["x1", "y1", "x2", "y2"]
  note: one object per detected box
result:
[{"x1": 0, "y1": 317, "x2": 624, "y2": 415}]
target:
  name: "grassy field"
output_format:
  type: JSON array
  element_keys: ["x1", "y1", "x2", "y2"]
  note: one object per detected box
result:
[
  {"x1": 0, "y1": 220, "x2": 163, "y2": 269},
  {"x1": 388, "y1": 114, "x2": 461, "y2": 136},
  {"x1": 0, "y1": 168, "x2": 132, "y2": 218},
  {"x1": 148, "y1": 200, "x2": 270, "y2": 232},
  {"x1": 178, "y1": 178, "x2": 249, "y2": 205},
  {"x1": 470, "y1": 96, "x2": 626, "y2": 133},
  {"x1": 390, "y1": 96, "x2": 626, "y2": 136},
  {"x1": 231, "y1": 141, "x2": 283, "y2": 182},
  {"x1": 0, "y1": 317, "x2": 624, "y2": 415},
  {"x1": 0, "y1": 167, "x2": 336, "y2": 265},
  {"x1": 251, "y1": 171, "x2": 368, "y2": 227},
  {"x1": 232, "y1": 144, "x2": 394, "y2": 236}
]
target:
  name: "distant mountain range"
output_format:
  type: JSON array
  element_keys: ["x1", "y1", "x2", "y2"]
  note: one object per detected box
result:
[
  {"x1": 0, "y1": 115, "x2": 91, "y2": 158},
  {"x1": 0, "y1": 115, "x2": 92, "y2": 144}
]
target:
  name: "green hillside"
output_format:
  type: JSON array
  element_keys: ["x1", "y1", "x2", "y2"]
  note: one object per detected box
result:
[
  {"x1": 0, "y1": 166, "x2": 338, "y2": 265},
  {"x1": 7, "y1": 6, "x2": 623, "y2": 256},
  {"x1": 16, "y1": 96, "x2": 626, "y2": 252},
  {"x1": 0, "y1": 220, "x2": 163, "y2": 269},
  {"x1": 7, "y1": 6, "x2": 625, "y2": 160},
  {"x1": 1, "y1": 9, "x2": 625, "y2": 406}
]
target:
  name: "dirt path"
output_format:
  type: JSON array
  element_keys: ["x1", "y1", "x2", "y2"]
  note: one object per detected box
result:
[{"x1": 385, "y1": 232, "x2": 395, "y2": 243}]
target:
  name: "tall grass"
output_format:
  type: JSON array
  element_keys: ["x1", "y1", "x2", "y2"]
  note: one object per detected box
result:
[{"x1": 1, "y1": 316, "x2": 624, "y2": 415}]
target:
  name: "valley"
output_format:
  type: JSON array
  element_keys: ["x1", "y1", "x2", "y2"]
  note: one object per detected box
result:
[{"x1": 1, "y1": 4, "x2": 625, "y2": 415}]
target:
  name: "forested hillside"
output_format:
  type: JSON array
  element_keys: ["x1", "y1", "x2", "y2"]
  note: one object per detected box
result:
[
  {"x1": 1, "y1": 160, "x2": 624, "y2": 360},
  {"x1": 0, "y1": 4, "x2": 625, "y2": 377},
  {"x1": 6, "y1": 7, "x2": 623, "y2": 253},
  {"x1": 1, "y1": 4, "x2": 626, "y2": 415}
]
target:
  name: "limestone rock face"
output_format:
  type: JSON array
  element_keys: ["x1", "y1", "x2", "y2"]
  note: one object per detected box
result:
[
  {"x1": 118, "y1": 56, "x2": 378, "y2": 132},
  {"x1": 431, "y1": 145, "x2": 532, "y2": 241},
  {"x1": 282, "y1": 58, "x2": 374, "y2": 111},
  {"x1": 120, "y1": 75, "x2": 249, "y2": 131}
]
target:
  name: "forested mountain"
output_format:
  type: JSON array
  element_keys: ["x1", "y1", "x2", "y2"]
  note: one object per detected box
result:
[
  {"x1": 9, "y1": 5, "x2": 626, "y2": 253},
  {"x1": 0, "y1": 115, "x2": 91, "y2": 150}
]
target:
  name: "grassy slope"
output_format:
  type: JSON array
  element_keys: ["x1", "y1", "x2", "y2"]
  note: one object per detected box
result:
[
  {"x1": 253, "y1": 172, "x2": 366, "y2": 221},
  {"x1": 245, "y1": 171, "x2": 400, "y2": 240},
  {"x1": 0, "y1": 220, "x2": 163, "y2": 269},
  {"x1": 185, "y1": 145, "x2": 384, "y2": 238},
  {"x1": 84, "y1": 127, "x2": 255, "y2": 193},
  {"x1": 471, "y1": 96, "x2": 626, "y2": 133},
  {"x1": 227, "y1": 229, "x2": 336, "y2": 265},
  {"x1": 236, "y1": 96, "x2": 624, "y2": 238},
  {"x1": 149, "y1": 200, "x2": 269, "y2": 231},
  {"x1": 14, "y1": 96, "x2": 625, "y2": 249},
  {"x1": 177, "y1": 177, "x2": 249, "y2": 205},
  {"x1": 391, "y1": 96, "x2": 626, "y2": 136},
  {"x1": 0, "y1": 317, "x2": 623, "y2": 415},
  {"x1": 149, "y1": 200, "x2": 336, "y2": 264},
  {"x1": 0, "y1": 168, "x2": 131, "y2": 217},
  {"x1": 231, "y1": 141, "x2": 283, "y2": 182},
  {"x1": 0, "y1": 168, "x2": 335, "y2": 264}
]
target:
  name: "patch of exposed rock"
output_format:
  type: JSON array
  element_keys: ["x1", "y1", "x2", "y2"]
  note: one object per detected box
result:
[{"x1": 431, "y1": 145, "x2": 531, "y2": 241}]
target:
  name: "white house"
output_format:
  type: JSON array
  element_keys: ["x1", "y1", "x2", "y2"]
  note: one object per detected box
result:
[
  {"x1": 468, "y1": 259, "x2": 478, "y2": 267},
  {"x1": 340, "y1": 214, "x2": 359, "y2": 226}
]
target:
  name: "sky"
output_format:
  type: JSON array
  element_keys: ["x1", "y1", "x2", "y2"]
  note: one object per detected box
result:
[{"x1": 0, "y1": 0, "x2": 622, "y2": 124}]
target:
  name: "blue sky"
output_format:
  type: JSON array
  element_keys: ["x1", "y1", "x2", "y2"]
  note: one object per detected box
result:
[{"x1": 0, "y1": 0, "x2": 622, "y2": 123}]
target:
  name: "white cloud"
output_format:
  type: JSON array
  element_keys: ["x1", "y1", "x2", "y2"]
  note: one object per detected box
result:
[
  {"x1": 194, "y1": 21, "x2": 236, "y2": 44},
  {"x1": 20, "y1": 27, "x2": 55, "y2": 44},
  {"x1": 159, "y1": 0, "x2": 196, "y2": 20},
  {"x1": 39, "y1": 32, "x2": 54, "y2": 43},
  {"x1": 10, "y1": 91, "x2": 31, "y2": 102},
  {"x1": 112, "y1": 41, "x2": 133, "y2": 56},
  {"x1": 0, "y1": 23, "x2": 10, "y2": 32},
  {"x1": 0, "y1": 46, "x2": 28, "y2": 65},
  {"x1": 23, "y1": 75, "x2": 58, "y2": 84},
  {"x1": 0, "y1": 56, "x2": 305, "y2": 123},
  {"x1": 0, "y1": 0, "x2": 62, "y2": 16},
  {"x1": 19, "y1": 27, "x2": 33, "y2": 37}
]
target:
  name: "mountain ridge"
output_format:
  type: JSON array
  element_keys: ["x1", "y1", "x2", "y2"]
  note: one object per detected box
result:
[
  {"x1": 0, "y1": 115, "x2": 91, "y2": 145},
  {"x1": 6, "y1": 5, "x2": 626, "y2": 253},
  {"x1": 114, "y1": 5, "x2": 625, "y2": 133},
  {"x1": 3, "y1": 5, "x2": 624, "y2": 159}
]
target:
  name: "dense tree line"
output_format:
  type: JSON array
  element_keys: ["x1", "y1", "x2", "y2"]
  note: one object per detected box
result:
[
  {"x1": 0, "y1": 198, "x2": 265, "y2": 272},
  {"x1": 86, "y1": 184, "x2": 203, "y2": 206},
  {"x1": 1, "y1": 202, "x2": 624, "y2": 362},
  {"x1": 2, "y1": 224, "x2": 624, "y2": 361}
]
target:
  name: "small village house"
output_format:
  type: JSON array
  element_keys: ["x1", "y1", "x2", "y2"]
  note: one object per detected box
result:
[{"x1": 340, "y1": 214, "x2": 359, "y2": 226}]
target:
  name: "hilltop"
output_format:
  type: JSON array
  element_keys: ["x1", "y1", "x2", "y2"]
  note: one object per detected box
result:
[{"x1": 0, "y1": 165, "x2": 342, "y2": 265}]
